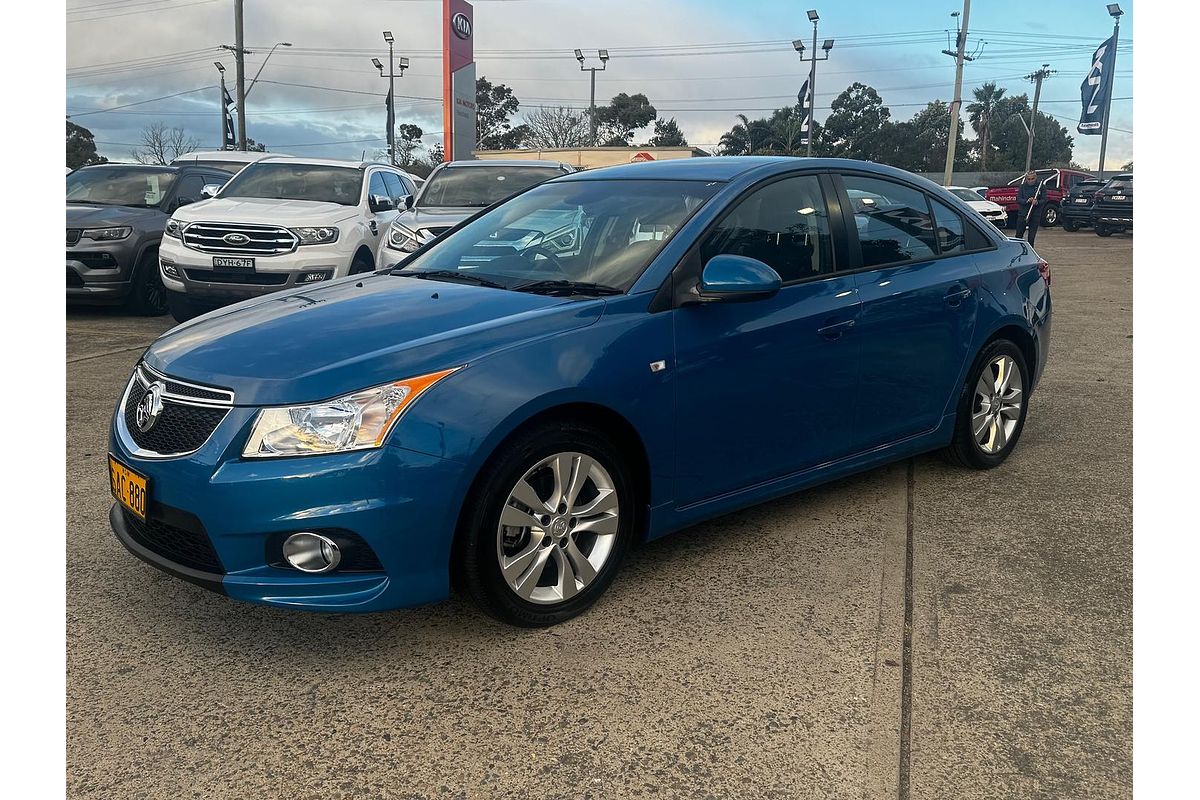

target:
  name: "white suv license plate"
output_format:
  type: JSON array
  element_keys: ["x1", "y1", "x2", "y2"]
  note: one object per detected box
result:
[{"x1": 213, "y1": 256, "x2": 255, "y2": 269}]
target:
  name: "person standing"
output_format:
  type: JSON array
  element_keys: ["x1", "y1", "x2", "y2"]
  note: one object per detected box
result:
[{"x1": 1014, "y1": 170, "x2": 1044, "y2": 245}]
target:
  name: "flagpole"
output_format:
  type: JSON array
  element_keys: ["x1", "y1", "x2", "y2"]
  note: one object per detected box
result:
[{"x1": 1097, "y1": 11, "x2": 1121, "y2": 181}]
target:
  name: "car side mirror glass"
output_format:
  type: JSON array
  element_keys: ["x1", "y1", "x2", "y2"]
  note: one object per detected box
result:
[
  {"x1": 698, "y1": 254, "x2": 782, "y2": 303},
  {"x1": 402, "y1": 194, "x2": 414, "y2": 210},
  {"x1": 201, "y1": 183, "x2": 223, "y2": 199},
  {"x1": 369, "y1": 194, "x2": 394, "y2": 213}
]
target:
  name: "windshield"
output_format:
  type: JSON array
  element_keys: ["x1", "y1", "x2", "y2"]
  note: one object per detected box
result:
[
  {"x1": 418, "y1": 165, "x2": 565, "y2": 208},
  {"x1": 66, "y1": 166, "x2": 177, "y2": 207},
  {"x1": 397, "y1": 179, "x2": 720, "y2": 292},
  {"x1": 949, "y1": 188, "x2": 984, "y2": 202},
  {"x1": 218, "y1": 163, "x2": 364, "y2": 205},
  {"x1": 1104, "y1": 176, "x2": 1133, "y2": 192}
]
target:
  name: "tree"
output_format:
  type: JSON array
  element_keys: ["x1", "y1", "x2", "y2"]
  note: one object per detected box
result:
[
  {"x1": 130, "y1": 122, "x2": 199, "y2": 165},
  {"x1": 646, "y1": 117, "x2": 687, "y2": 147},
  {"x1": 243, "y1": 137, "x2": 268, "y2": 152},
  {"x1": 476, "y1": 77, "x2": 529, "y2": 150},
  {"x1": 821, "y1": 83, "x2": 891, "y2": 160},
  {"x1": 395, "y1": 123, "x2": 424, "y2": 166},
  {"x1": 524, "y1": 105, "x2": 591, "y2": 149},
  {"x1": 985, "y1": 93, "x2": 1074, "y2": 170},
  {"x1": 595, "y1": 93, "x2": 657, "y2": 146},
  {"x1": 718, "y1": 114, "x2": 754, "y2": 155},
  {"x1": 966, "y1": 81, "x2": 1005, "y2": 171},
  {"x1": 1121, "y1": 160, "x2": 1133, "y2": 171},
  {"x1": 66, "y1": 120, "x2": 107, "y2": 170}
]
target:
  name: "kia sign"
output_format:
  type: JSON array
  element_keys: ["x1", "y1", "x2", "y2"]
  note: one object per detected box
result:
[
  {"x1": 443, "y1": 0, "x2": 476, "y2": 161},
  {"x1": 452, "y1": 12, "x2": 472, "y2": 40}
]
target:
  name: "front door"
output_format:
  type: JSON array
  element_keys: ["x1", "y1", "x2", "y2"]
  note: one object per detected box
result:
[
  {"x1": 836, "y1": 173, "x2": 981, "y2": 450},
  {"x1": 672, "y1": 173, "x2": 862, "y2": 508}
]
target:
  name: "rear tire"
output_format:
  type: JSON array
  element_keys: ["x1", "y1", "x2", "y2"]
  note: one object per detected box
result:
[
  {"x1": 943, "y1": 339, "x2": 1030, "y2": 470},
  {"x1": 1061, "y1": 220, "x2": 1079, "y2": 232},
  {"x1": 1041, "y1": 204, "x2": 1060, "y2": 227},
  {"x1": 125, "y1": 251, "x2": 167, "y2": 316},
  {"x1": 1095, "y1": 223, "x2": 1113, "y2": 237},
  {"x1": 456, "y1": 420, "x2": 635, "y2": 627},
  {"x1": 166, "y1": 290, "x2": 200, "y2": 323}
]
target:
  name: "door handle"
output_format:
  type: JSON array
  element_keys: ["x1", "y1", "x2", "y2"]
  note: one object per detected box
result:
[
  {"x1": 817, "y1": 318, "x2": 855, "y2": 340},
  {"x1": 944, "y1": 285, "x2": 972, "y2": 308}
]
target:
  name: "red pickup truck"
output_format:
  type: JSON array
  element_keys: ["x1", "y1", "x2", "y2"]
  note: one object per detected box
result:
[{"x1": 984, "y1": 168, "x2": 1097, "y2": 228}]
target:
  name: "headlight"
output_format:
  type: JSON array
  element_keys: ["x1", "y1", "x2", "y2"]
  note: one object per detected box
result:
[
  {"x1": 291, "y1": 226, "x2": 339, "y2": 245},
  {"x1": 164, "y1": 219, "x2": 184, "y2": 239},
  {"x1": 387, "y1": 223, "x2": 421, "y2": 253},
  {"x1": 242, "y1": 368, "x2": 460, "y2": 458},
  {"x1": 82, "y1": 227, "x2": 131, "y2": 241}
]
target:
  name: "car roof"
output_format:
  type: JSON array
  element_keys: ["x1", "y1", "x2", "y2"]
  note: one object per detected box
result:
[
  {"x1": 444, "y1": 159, "x2": 571, "y2": 169},
  {"x1": 556, "y1": 156, "x2": 955, "y2": 187},
  {"x1": 172, "y1": 151, "x2": 285, "y2": 164},
  {"x1": 250, "y1": 155, "x2": 414, "y2": 174}
]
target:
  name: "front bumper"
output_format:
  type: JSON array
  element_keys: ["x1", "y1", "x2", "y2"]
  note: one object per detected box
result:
[
  {"x1": 159, "y1": 235, "x2": 355, "y2": 305},
  {"x1": 108, "y1": 400, "x2": 470, "y2": 612},
  {"x1": 67, "y1": 242, "x2": 138, "y2": 304}
]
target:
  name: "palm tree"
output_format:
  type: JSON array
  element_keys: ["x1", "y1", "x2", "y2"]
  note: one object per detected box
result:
[{"x1": 966, "y1": 82, "x2": 1005, "y2": 171}]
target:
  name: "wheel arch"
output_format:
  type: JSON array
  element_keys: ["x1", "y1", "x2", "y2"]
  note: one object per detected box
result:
[
  {"x1": 352, "y1": 244, "x2": 375, "y2": 269},
  {"x1": 448, "y1": 400, "x2": 654, "y2": 573},
  {"x1": 981, "y1": 322, "x2": 1038, "y2": 388}
]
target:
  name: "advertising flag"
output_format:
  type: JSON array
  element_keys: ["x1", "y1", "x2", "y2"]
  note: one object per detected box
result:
[
  {"x1": 797, "y1": 78, "x2": 812, "y2": 144},
  {"x1": 222, "y1": 85, "x2": 237, "y2": 149},
  {"x1": 1078, "y1": 33, "x2": 1117, "y2": 135}
]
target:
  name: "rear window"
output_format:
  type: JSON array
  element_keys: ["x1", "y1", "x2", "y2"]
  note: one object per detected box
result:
[{"x1": 1104, "y1": 176, "x2": 1133, "y2": 192}]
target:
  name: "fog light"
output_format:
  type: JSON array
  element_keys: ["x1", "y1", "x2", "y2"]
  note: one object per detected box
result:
[
  {"x1": 299, "y1": 270, "x2": 332, "y2": 283},
  {"x1": 161, "y1": 261, "x2": 180, "y2": 278},
  {"x1": 282, "y1": 532, "x2": 341, "y2": 573}
]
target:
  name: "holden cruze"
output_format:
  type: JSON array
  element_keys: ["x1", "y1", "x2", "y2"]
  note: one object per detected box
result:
[{"x1": 108, "y1": 157, "x2": 1052, "y2": 627}]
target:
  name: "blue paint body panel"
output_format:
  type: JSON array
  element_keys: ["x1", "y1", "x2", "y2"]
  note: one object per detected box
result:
[{"x1": 109, "y1": 157, "x2": 1052, "y2": 612}]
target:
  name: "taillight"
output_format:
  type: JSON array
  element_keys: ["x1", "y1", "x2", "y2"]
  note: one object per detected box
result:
[{"x1": 1037, "y1": 258, "x2": 1051, "y2": 288}]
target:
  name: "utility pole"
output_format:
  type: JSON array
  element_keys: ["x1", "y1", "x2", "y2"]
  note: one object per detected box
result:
[
  {"x1": 1023, "y1": 64, "x2": 1054, "y2": 172},
  {"x1": 373, "y1": 36, "x2": 409, "y2": 166},
  {"x1": 233, "y1": 0, "x2": 247, "y2": 151},
  {"x1": 793, "y1": 10, "x2": 833, "y2": 158},
  {"x1": 942, "y1": 0, "x2": 972, "y2": 186},
  {"x1": 1098, "y1": 4, "x2": 1124, "y2": 180},
  {"x1": 575, "y1": 49, "x2": 609, "y2": 147}
]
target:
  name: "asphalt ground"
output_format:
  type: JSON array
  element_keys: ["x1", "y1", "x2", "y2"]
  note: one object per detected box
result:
[{"x1": 65, "y1": 227, "x2": 1132, "y2": 799}]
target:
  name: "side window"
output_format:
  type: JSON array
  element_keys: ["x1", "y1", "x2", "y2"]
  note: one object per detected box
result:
[
  {"x1": 175, "y1": 174, "x2": 206, "y2": 204},
  {"x1": 929, "y1": 197, "x2": 966, "y2": 255},
  {"x1": 842, "y1": 175, "x2": 937, "y2": 267},
  {"x1": 367, "y1": 172, "x2": 389, "y2": 204},
  {"x1": 699, "y1": 174, "x2": 835, "y2": 283},
  {"x1": 382, "y1": 172, "x2": 407, "y2": 203}
]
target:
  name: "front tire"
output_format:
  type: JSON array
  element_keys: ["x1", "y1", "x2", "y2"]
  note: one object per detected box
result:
[
  {"x1": 166, "y1": 290, "x2": 200, "y2": 323},
  {"x1": 1095, "y1": 223, "x2": 1113, "y2": 237},
  {"x1": 944, "y1": 339, "x2": 1030, "y2": 470},
  {"x1": 125, "y1": 251, "x2": 167, "y2": 316},
  {"x1": 457, "y1": 421, "x2": 635, "y2": 627},
  {"x1": 349, "y1": 250, "x2": 374, "y2": 275},
  {"x1": 1061, "y1": 220, "x2": 1079, "y2": 232}
]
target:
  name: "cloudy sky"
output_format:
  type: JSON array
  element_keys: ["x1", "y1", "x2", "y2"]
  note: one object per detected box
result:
[{"x1": 66, "y1": 0, "x2": 1134, "y2": 169}]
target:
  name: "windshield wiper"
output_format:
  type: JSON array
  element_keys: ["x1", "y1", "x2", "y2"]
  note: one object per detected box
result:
[
  {"x1": 397, "y1": 269, "x2": 508, "y2": 289},
  {"x1": 513, "y1": 279, "x2": 623, "y2": 297}
]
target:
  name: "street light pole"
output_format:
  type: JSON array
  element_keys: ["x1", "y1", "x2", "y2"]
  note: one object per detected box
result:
[
  {"x1": 244, "y1": 42, "x2": 292, "y2": 100},
  {"x1": 576, "y1": 49, "x2": 609, "y2": 147},
  {"x1": 1023, "y1": 64, "x2": 1055, "y2": 173},
  {"x1": 214, "y1": 62, "x2": 227, "y2": 149},
  {"x1": 1098, "y1": 4, "x2": 1123, "y2": 180},
  {"x1": 942, "y1": 0, "x2": 971, "y2": 186},
  {"x1": 374, "y1": 34, "x2": 408, "y2": 166},
  {"x1": 794, "y1": 11, "x2": 832, "y2": 158}
]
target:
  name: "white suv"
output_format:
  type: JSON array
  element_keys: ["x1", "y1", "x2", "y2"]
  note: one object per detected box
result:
[{"x1": 159, "y1": 157, "x2": 419, "y2": 322}]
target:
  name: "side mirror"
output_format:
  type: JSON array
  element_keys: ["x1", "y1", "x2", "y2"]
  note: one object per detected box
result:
[
  {"x1": 698, "y1": 254, "x2": 782, "y2": 303},
  {"x1": 369, "y1": 194, "x2": 394, "y2": 213},
  {"x1": 401, "y1": 194, "x2": 414, "y2": 210},
  {"x1": 201, "y1": 183, "x2": 223, "y2": 199}
]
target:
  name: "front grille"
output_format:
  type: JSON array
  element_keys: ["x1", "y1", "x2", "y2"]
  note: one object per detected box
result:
[
  {"x1": 66, "y1": 251, "x2": 118, "y2": 269},
  {"x1": 185, "y1": 269, "x2": 288, "y2": 286},
  {"x1": 66, "y1": 269, "x2": 84, "y2": 288},
  {"x1": 121, "y1": 365, "x2": 233, "y2": 457},
  {"x1": 66, "y1": 229, "x2": 81, "y2": 246},
  {"x1": 182, "y1": 221, "x2": 299, "y2": 255},
  {"x1": 1093, "y1": 200, "x2": 1132, "y2": 216},
  {"x1": 122, "y1": 506, "x2": 224, "y2": 574}
]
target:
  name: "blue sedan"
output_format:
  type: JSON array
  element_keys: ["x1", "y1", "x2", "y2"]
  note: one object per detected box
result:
[{"x1": 108, "y1": 157, "x2": 1051, "y2": 627}]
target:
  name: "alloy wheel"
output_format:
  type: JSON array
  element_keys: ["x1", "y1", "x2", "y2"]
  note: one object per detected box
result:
[
  {"x1": 496, "y1": 451, "x2": 620, "y2": 605},
  {"x1": 972, "y1": 355, "x2": 1023, "y2": 455}
]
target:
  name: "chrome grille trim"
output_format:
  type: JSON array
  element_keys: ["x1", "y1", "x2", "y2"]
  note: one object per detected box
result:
[
  {"x1": 181, "y1": 221, "x2": 299, "y2": 255},
  {"x1": 139, "y1": 362, "x2": 235, "y2": 406},
  {"x1": 115, "y1": 364, "x2": 236, "y2": 459}
]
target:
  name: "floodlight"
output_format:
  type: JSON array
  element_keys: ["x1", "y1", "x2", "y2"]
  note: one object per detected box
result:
[
  {"x1": 598, "y1": 49, "x2": 609, "y2": 61},
  {"x1": 574, "y1": 48, "x2": 584, "y2": 62},
  {"x1": 807, "y1": 9, "x2": 819, "y2": 22},
  {"x1": 382, "y1": 30, "x2": 394, "y2": 43},
  {"x1": 1106, "y1": 4, "x2": 1123, "y2": 17},
  {"x1": 822, "y1": 38, "x2": 835, "y2": 51},
  {"x1": 399, "y1": 57, "x2": 410, "y2": 69},
  {"x1": 792, "y1": 39, "x2": 805, "y2": 52},
  {"x1": 371, "y1": 57, "x2": 383, "y2": 70},
  {"x1": 214, "y1": 61, "x2": 225, "y2": 73}
]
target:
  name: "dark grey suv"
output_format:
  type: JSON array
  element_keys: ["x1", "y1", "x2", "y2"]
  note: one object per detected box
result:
[{"x1": 67, "y1": 164, "x2": 232, "y2": 314}]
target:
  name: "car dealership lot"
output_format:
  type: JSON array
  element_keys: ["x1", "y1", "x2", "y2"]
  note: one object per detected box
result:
[{"x1": 66, "y1": 228, "x2": 1130, "y2": 798}]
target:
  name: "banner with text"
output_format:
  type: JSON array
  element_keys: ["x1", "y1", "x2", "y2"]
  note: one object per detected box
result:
[{"x1": 1078, "y1": 33, "x2": 1117, "y2": 135}]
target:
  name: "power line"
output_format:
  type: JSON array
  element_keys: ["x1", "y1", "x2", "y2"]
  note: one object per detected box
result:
[
  {"x1": 67, "y1": 0, "x2": 220, "y2": 23},
  {"x1": 67, "y1": 86, "x2": 215, "y2": 117}
]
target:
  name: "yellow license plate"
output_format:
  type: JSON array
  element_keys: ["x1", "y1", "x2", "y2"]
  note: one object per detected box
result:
[{"x1": 108, "y1": 456, "x2": 149, "y2": 521}]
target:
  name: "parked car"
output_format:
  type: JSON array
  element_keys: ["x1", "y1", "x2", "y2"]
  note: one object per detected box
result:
[
  {"x1": 381, "y1": 159, "x2": 573, "y2": 263},
  {"x1": 108, "y1": 157, "x2": 1051, "y2": 627},
  {"x1": 946, "y1": 186, "x2": 1007, "y2": 227},
  {"x1": 1059, "y1": 178, "x2": 1106, "y2": 231},
  {"x1": 1090, "y1": 173, "x2": 1133, "y2": 236},
  {"x1": 67, "y1": 163, "x2": 233, "y2": 314},
  {"x1": 170, "y1": 150, "x2": 289, "y2": 174},
  {"x1": 985, "y1": 167, "x2": 1096, "y2": 228},
  {"x1": 159, "y1": 157, "x2": 420, "y2": 322}
]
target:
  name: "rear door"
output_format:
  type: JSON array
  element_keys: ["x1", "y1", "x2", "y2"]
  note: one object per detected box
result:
[
  {"x1": 671, "y1": 172, "x2": 862, "y2": 506},
  {"x1": 834, "y1": 173, "x2": 983, "y2": 451}
]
